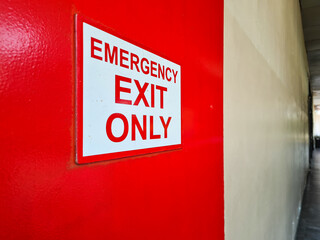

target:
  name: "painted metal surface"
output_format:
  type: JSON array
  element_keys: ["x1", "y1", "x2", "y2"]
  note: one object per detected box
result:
[{"x1": 0, "y1": 0, "x2": 223, "y2": 239}]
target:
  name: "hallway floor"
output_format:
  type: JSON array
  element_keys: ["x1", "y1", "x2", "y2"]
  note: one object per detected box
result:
[{"x1": 296, "y1": 150, "x2": 320, "y2": 240}]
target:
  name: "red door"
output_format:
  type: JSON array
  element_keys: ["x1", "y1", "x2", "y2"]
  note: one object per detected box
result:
[{"x1": 0, "y1": 0, "x2": 224, "y2": 239}]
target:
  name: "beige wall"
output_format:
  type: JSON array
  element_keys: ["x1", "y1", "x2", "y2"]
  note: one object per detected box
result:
[{"x1": 224, "y1": 1, "x2": 310, "y2": 240}]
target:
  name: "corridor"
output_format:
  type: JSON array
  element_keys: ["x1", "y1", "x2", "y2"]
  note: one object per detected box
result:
[{"x1": 296, "y1": 151, "x2": 320, "y2": 240}]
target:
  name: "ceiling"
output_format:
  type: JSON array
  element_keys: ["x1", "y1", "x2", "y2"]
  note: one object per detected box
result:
[{"x1": 301, "y1": 0, "x2": 320, "y2": 91}]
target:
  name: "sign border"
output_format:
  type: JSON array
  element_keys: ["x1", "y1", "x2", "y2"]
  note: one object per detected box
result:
[{"x1": 75, "y1": 14, "x2": 182, "y2": 164}]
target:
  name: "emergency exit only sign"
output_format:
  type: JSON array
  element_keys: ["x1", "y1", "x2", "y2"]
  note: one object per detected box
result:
[{"x1": 76, "y1": 16, "x2": 181, "y2": 164}]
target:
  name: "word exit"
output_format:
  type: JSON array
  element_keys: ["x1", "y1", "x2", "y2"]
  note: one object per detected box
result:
[{"x1": 115, "y1": 75, "x2": 167, "y2": 109}]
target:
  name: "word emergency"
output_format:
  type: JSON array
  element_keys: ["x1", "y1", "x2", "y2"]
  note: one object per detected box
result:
[{"x1": 91, "y1": 37, "x2": 179, "y2": 83}]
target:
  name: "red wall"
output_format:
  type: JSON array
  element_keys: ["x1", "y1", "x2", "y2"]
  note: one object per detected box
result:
[{"x1": 0, "y1": 0, "x2": 224, "y2": 239}]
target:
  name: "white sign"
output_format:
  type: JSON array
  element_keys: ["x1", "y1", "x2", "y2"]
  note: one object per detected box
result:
[{"x1": 76, "y1": 16, "x2": 181, "y2": 164}]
